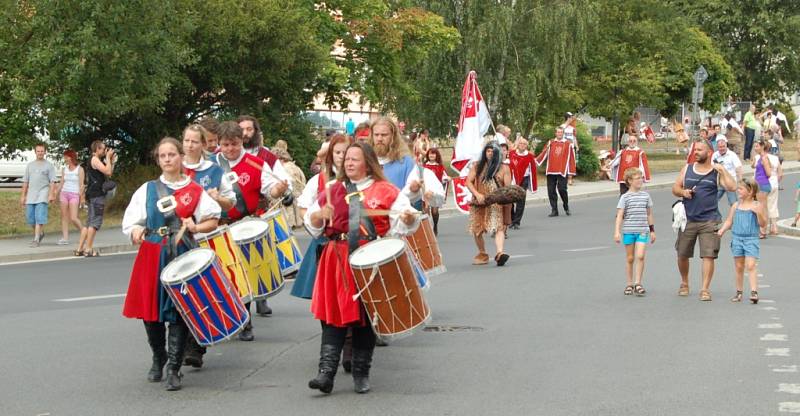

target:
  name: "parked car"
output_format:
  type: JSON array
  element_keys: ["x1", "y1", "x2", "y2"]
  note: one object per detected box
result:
[{"x1": 0, "y1": 149, "x2": 62, "y2": 182}]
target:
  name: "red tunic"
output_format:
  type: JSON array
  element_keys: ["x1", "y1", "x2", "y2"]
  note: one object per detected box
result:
[
  {"x1": 310, "y1": 180, "x2": 400, "y2": 327},
  {"x1": 535, "y1": 139, "x2": 576, "y2": 176},
  {"x1": 613, "y1": 147, "x2": 651, "y2": 183},
  {"x1": 509, "y1": 150, "x2": 538, "y2": 191},
  {"x1": 423, "y1": 162, "x2": 447, "y2": 183},
  {"x1": 226, "y1": 153, "x2": 265, "y2": 221},
  {"x1": 686, "y1": 141, "x2": 698, "y2": 164}
]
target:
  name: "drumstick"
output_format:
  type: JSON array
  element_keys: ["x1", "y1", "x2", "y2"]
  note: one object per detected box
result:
[
  {"x1": 174, "y1": 222, "x2": 188, "y2": 246},
  {"x1": 322, "y1": 166, "x2": 333, "y2": 227},
  {"x1": 361, "y1": 209, "x2": 424, "y2": 217}
]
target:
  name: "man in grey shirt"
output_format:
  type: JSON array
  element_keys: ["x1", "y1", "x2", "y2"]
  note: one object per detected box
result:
[{"x1": 20, "y1": 143, "x2": 57, "y2": 247}]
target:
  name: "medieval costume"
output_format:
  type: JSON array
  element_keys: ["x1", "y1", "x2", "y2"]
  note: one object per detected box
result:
[
  {"x1": 508, "y1": 148, "x2": 537, "y2": 227},
  {"x1": 611, "y1": 146, "x2": 651, "y2": 194},
  {"x1": 535, "y1": 138, "x2": 576, "y2": 216}
]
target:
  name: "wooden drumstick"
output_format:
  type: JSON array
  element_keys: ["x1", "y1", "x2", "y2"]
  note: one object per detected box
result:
[{"x1": 361, "y1": 209, "x2": 423, "y2": 217}]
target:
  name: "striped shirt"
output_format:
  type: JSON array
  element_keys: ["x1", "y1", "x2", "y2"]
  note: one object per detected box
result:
[{"x1": 617, "y1": 191, "x2": 653, "y2": 234}]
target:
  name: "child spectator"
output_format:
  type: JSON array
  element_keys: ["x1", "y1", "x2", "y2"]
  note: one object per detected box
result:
[
  {"x1": 717, "y1": 178, "x2": 767, "y2": 304},
  {"x1": 614, "y1": 168, "x2": 655, "y2": 296},
  {"x1": 791, "y1": 181, "x2": 800, "y2": 227}
]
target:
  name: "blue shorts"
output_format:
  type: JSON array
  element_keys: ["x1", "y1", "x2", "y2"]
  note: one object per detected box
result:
[
  {"x1": 731, "y1": 236, "x2": 759, "y2": 258},
  {"x1": 25, "y1": 203, "x2": 49, "y2": 225},
  {"x1": 623, "y1": 232, "x2": 649, "y2": 245},
  {"x1": 758, "y1": 182, "x2": 772, "y2": 194}
]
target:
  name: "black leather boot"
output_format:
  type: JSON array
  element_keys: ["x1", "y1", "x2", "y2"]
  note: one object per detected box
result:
[
  {"x1": 548, "y1": 210, "x2": 559, "y2": 217},
  {"x1": 308, "y1": 344, "x2": 341, "y2": 394},
  {"x1": 256, "y1": 299, "x2": 272, "y2": 316},
  {"x1": 351, "y1": 348, "x2": 373, "y2": 394},
  {"x1": 238, "y1": 318, "x2": 254, "y2": 341},
  {"x1": 165, "y1": 322, "x2": 188, "y2": 391},
  {"x1": 564, "y1": 205, "x2": 571, "y2": 216},
  {"x1": 183, "y1": 335, "x2": 205, "y2": 368},
  {"x1": 144, "y1": 322, "x2": 167, "y2": 382},
  {"x1": 341, "y1": 332, "x2": 353, "y2": 373}
]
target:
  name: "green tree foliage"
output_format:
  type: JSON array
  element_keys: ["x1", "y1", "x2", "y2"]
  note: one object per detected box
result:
[{"x1": 669, "y1": 0, "x2": 800, "y2": 100}]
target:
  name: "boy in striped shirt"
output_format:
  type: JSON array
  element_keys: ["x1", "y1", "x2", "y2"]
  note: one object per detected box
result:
[{"x1": 614, "y1": 168, "x2": 656, "y2": 296}]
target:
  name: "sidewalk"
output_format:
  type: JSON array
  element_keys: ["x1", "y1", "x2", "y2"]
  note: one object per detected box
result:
[{"x1": 2, "y1": 161, "x2": 798, "y2": 265}]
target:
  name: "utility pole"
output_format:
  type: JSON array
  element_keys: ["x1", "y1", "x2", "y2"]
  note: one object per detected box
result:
[{"x1": 691, "y1": 65, "x2": 708, "y2": 138}]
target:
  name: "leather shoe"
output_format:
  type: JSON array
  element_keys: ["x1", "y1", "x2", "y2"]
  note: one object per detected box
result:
[
  {"x1": 548, "y1": 211, "x2": 558, "y2": 217},
  {"x1": 565, "y1": 209, "x2": 571, "y2": 216},
  {"x1": 238, "y1": 324, "x2": 254, "y2": 342}
]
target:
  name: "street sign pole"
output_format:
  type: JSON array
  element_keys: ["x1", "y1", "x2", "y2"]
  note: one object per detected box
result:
[{"x1": 691, "y1": 66, "x2": 708, "y2": 138}]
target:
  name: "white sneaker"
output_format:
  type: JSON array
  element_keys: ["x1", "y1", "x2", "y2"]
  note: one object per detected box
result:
[{"x1": 57, "y1": 239, "x2": 69, "y2": 245}]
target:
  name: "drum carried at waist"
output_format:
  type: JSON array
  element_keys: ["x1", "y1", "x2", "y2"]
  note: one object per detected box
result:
[
  {"x1": 229, "y1": 218, "x2": 284, "y2": 299},
  {"x1": 160, "y1": 248, "x2": 249, "y2": 346},
  {"x1": 261, "y1": 209, "x2": 304, "y2": 277},
  {"x1": 194, "y1": 226, "x2": 252, "y2": 303},
  {"x1": 349, "y1": 238, "x2": 431, "y2": 340},
  {"x1": 404, "y1": 214, "x2": 446, "y2": 277}
]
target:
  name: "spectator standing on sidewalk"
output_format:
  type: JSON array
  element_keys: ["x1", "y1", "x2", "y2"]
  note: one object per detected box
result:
[
  {"x1": 76, "y1": 140, "x2": 115, "y2": 257},
  {"x1": 57, "y1": 149, "x2": 85, "y2": 245},
  {"x1": 20, "y1": 143, "x2": 57, "y2": 247},
  {"x1": 711, "y1": 136, "x2": 743, "y2": 209},
  {"x1": 672, "y1": 139, "x2": 737, "y2": 301},
  {"x1": 742, "y1": 104, "x2": 760, "y2": 161}
]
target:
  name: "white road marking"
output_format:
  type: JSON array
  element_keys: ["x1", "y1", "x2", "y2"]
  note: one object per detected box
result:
[
  {"x1": 511, "y1": 254, "x2": 535, "y2": 258},
  {"x1": 761, "y1": 323, "x2": 785, "y2": 329},
  {"x1": 773, "y1": 365, "x2": 799, "y2": 373},
  {"x1": 763, "y1": 334, "x2": 789, "y2": 342},
  {"x1": 0, "y1": 250, "x2": 137, "y2": 266},
  {"x1": 779, "y1": 384, "x2": 800, "y2": 394},
  {"x1": 762, "y1": 306, "x2": 779, "y2": 311},
  {"x1": 760, "y1": 284, "x2": 772, "y2": 288},
  {"x1": 758, "y1": 273, "x2": 765, "y2": 278},
  {"x1": 767, "y1": 348, "x2": 791, "y2": 357},
  {"x1": 779, "y1": 402, "x2": 800, "y2": 413},
  {"x1": 563, "y1": 246, "x2": 609, "y2": 252},
  {"x1": 762, "y1": 299, "x2": 777, "y2": 303},
  {"x1": 773, "y1": 317, "x2": 783, "y2": 320},
  {"x1": 53, "y1": 294, "x2": 126, "y2": 302}
]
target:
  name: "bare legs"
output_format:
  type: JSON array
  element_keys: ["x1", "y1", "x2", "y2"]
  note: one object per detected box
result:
[
  {"x1": 625, "y1": 243, "x2": 647, "y2": 287},
  {"x1": 61, "y1": 201, "x2": 82, "y2": 241},
  {"x1": 733, "y1": 256, "x2": 758, "y2": 293}
]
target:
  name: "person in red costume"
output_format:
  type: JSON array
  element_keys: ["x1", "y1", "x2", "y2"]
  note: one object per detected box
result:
[
  {"x1": 423, "y1": 147, "x2": 449, "y2": 235},
  {"x1": 535, "y1": 127, "x2": 576, "y2": 217},
  {"x1": 611, "y1": 134, "x2": 651, "y2": 194},
  {"x1": 508, "y1": 137, "x2": 537, "y2": 229},
  {"x1": 212, "y1": 121, "x2": 288, "y2": 342},
  {"x1": 304, "y1": 142, "x2": 419, "y2": 395}
]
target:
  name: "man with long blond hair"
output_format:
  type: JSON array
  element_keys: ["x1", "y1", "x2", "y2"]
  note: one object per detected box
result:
[{"x1": 368, "y1": 117, "x2": 444, "y2": 210}]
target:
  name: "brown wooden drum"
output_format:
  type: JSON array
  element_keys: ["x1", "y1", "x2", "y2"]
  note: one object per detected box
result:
[
  {"x1": 404, "y1": 214, "x2": 446, "y2": 277},
  {"x1": 349, "y1": 238, "x2": 431, "y2": 340}
]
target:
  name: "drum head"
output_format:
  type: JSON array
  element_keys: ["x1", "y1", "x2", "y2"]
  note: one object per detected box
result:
[
  {"x1": 261, "y1": 210, "x2": 281, "y2": 221},
  {"x1": 230, "y1": 219, "x2": 269, "y2": 242},
  {"x1": 161, "y1": 248, "x2": 215, "y2": 284},
  {"x1": 194, "y1": 225, "x2": 227, "y2": 241},
  {"x1": 350, "y1": 238, "x2": 406, "y2": 268}
]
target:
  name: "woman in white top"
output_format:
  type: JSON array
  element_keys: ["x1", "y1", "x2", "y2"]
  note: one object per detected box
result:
[
  {"x1": 181, "y1": 124, "x2": 236, "y2": 211},
  {"x1": 57, "y1": 149, "x2": 84, "y2": 246}
]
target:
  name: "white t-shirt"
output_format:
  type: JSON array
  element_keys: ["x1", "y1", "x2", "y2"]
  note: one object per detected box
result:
[{"x1": 711, "y1": 150, "x2": 742, "y2": 181}]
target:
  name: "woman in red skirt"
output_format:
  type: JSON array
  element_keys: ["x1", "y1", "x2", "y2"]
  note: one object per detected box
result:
[
  {"x1": 121, "y1": 137, "x2": 221, "y2": 391},
  {"x1": 304, "y1": 142, "x2": 419, "y2": 394},
  {"x1": 423, "y1": 147, "x2": 449, "y2": 235}
]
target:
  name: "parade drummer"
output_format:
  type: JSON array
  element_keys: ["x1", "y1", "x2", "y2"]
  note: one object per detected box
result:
[
  {"x1": 368, "y1": 116, "x2": 445, "y2": 211},
  {"x1": 121, "y1": 137, "x2": 221, "y2": 391},
  {"x1": 291, "y1": 133, "x2": 352, "y2": 300},
  {"x1": 304, "y1": 142, "x2": 419, "y2": 394},
  {"x1": 611, "y1": 133, "x2": 651, "y2": 195},
  {"x1": 181, "y1": 123, "x2": 237, "y2": 368},
  {"x1": 212, "y1": 121, "x2": 289, "y2": 342},
  {"x1": 535, "y1": 126, "x2": 577, "y2": 217}
]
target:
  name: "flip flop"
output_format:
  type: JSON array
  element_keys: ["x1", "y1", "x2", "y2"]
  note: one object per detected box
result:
[{"x1": 85, "y1": 249, "x2": 100, "y2": 257}]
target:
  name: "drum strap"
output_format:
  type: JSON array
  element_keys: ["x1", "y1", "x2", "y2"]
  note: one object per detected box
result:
[
  {"x1": 217, "y1": 155, "x2": 251, "y2": 216},
  {"x1": 345, "y1": 181, "x2": 376, "y2": 254},
  {"x1": 154, "y1": 180, "x2": 198, "y2": 257}
]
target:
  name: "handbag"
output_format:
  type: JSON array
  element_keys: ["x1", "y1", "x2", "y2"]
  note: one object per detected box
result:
[{"x1": 102, "y1": 179, "x2": 117, "y2": 193}]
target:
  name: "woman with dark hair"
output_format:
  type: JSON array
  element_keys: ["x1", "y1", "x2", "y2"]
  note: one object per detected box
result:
[
  {"x1": 423, "y1": 147, "x2": 448, "y2": 235},
  {"x1": 466, "y1": 142, "x2": 512, "y2": 266},
  {"x1": 304, "y1": 142, "x2": 419, "y2": 394},
  {"x1": 57, "y1": 149, "x2": 84, "y2": 246},
  {"x1": 121, "y1": 137, "x2": 221, "y2": 391}
]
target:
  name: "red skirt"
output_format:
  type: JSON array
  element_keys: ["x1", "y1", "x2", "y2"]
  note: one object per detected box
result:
[
  {"x1": 122, "y1": 241, "x2": 162, "y2": 321},
  {"x1": 310, "y1": 240, "x2": 363, "y2": 327}
]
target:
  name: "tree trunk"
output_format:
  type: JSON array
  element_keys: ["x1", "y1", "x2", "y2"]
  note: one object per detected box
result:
[{"x1": 611, "y1": 112, "x2": 620, "y2": 153}]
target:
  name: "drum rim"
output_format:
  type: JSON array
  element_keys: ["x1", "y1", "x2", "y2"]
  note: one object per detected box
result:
[
  {"x1": 349, "y1": 237, "x2": 407, "y2": 268},
  {"x1": 229, "y1": 218, "x2": 270, "y2": 245},
  {"x1": 193, "y1": 225, "x2": 229, "y2": 241},
  {"x1": 160, "y1": 247, "x2": 216, "y2": 284},
  {"x1": 260, "y1": 209, "x2": 284, "y2": 221}
]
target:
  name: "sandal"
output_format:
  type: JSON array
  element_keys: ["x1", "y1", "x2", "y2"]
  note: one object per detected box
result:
[
  {"x1": 472, "y1": 253, "x2": 489, "y2": 265},
  {"x1": 84, "y1": 249, "x2": 100, "y2": 257},
  {"x1": 750, "y1": 291, "x2": 759, "y2": 304},
  {"x1": 699, "y1": 290, "x2": 712, "y2": 301},
  {"x1": 624, "y1": 285, "x2": 634, "y2": 296},
  {"x1": 677, "y1": 284, "x2": 689, "y2": 297},
  {"x1": 495, "y1": 252, "x2": 510, "y2": 266},
  {"x1": 730, "y1": 291, "x2": 743, "y2": 302},
  {"x1": 73, "y1": 249, "x2": 85, "y2": 257},
  {"x1": 633, "y1": 284, "x2": 646, "y2": 296}
]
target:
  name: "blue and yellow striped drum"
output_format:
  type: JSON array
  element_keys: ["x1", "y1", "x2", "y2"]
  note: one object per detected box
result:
[
  {"x1": 261, "y1": 209, "x2": 303, "y2": 277},
  {"x1": 194, "y1": 226, "x2": 253, "y2": 303},
  {"x1": 229, "y1": 218, "x2": 284, "y2": 299}
]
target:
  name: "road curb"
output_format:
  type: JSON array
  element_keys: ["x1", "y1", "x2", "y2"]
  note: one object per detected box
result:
[
  {"x1": 0, "y1": 243, "x2": 136, "y2": 265},
  {"x1": 777, "y1": 218, "x2": 800, "y2": 238}
]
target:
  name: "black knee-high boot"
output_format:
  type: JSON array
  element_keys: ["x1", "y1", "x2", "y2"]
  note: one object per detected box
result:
[
  {"x1": 431, "y1": 210, "x2": 440, "y2": 235},
  {"x1": 183, "y1": 335, "x2": 206, "y2": 368},
  {"x1": 309, "y1": 323, "x2": 346, "y2": 394},
  {"x1": 165, "y1": 321, "x2": 188, "y2": 391},
  {"x1": 341, "y1": 329, "x2": 353, "y2": 373},
  {"x1": 143, "y1": 321, "x2": 167, "y2": 382},
  {"x1": 351, "y1": 348, "x2": 374, "y2": 394}
]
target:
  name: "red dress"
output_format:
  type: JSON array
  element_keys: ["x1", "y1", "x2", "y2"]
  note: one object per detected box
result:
[{"x1": 310, "y1": 180, "x2": 399, "y2": 327}]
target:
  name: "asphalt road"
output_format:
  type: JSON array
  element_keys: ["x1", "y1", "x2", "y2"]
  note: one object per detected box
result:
[{"x1": 2, "y1": 174, "x2": 800, "y2": 416}]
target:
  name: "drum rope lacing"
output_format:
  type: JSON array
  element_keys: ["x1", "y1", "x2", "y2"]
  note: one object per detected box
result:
[{"x1": 352, "y1": 265, "x2": 380, "y2": 301}]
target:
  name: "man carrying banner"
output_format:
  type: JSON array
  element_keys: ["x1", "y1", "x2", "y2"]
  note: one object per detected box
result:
[
  {"x1": 536, "y1": 127, "x2": 576, "y2": 217},
  {"x1": 508, "y1": 137, "x2": 537, "y2": 229},
  {"x1": 611, "y1": 134, "x2": 651, "y2": 194}
]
